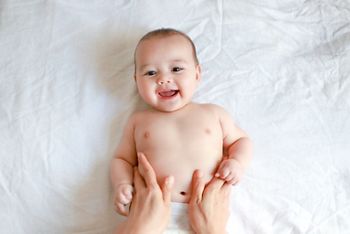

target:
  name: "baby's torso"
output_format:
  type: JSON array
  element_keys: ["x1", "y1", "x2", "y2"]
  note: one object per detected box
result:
[{"x1": 134, "y1": 103, "x2": 223, "y2": 202}]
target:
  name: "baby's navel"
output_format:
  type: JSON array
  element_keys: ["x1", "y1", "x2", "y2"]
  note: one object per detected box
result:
[
  {"x1": 144, "y1": 131, "x2": 150, "y2": 139},
  {"x1": 205, "y1": 128, "x2": 211, "y2": 134}
]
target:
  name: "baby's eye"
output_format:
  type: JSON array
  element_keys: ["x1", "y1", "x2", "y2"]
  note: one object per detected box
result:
[
  {"x1": 172, "y1": 67, "x2": 184, "y2": 72},
  {"x1": 144, "y1": 70, "x2": 156, "y2": 76}
]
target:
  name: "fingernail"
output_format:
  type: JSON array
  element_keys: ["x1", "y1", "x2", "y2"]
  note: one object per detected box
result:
[
  {"x1": 215, "y1": 173, "x2": 219, "y2": 177},
  {"x1": 196, "y1": 170, "x2": 203, "y2": 178}
]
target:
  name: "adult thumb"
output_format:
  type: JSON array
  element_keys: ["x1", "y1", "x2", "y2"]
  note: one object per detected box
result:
[{"x1": 162, "y1": 176, "x2": 174, "y2": 203}]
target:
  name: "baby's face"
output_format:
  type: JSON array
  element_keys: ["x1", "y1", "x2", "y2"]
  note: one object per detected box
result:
[{"x1": 134, "y1": 35, "x2": 200, "y2": 112}]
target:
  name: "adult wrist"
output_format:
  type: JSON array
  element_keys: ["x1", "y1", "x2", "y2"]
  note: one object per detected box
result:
[
  {"x1": 121, "y1": 221, "x2": 164, "y2": 234},
  {"x1": 195, "y1": 227, "x2": 226, "y2": 234},
  {"x1": 119, "y1": 222, "x2": 142, "y2": 234}
]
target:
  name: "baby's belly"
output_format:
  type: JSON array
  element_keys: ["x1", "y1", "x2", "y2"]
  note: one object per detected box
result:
[{"x1": 146, "y1": 149, "x2": 222, "y2": 203}]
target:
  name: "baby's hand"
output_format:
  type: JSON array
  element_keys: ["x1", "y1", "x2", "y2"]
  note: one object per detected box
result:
[
  {"x1": 114, "y1": 183, "x2": 134, "y2": 216},
  {"x1": 215, "y1": 158, "x2": 244, "y2": 185}
]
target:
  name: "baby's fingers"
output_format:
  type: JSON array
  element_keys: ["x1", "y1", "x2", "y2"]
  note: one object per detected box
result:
[
  {"x1": 225, "y1": 172, "x2": 234, "y2": 182},
  {"x1": 118, "y1": 193, "x2": 132, "y2": 205},
  {"x1": 228, "y1": 174, "x2": 240, "y2": 185},
  {"x1": 230, "y1": 178, "x2": 239, "y2": 185},
  {"x1": 122, "y1": 187, "x2": 133, "y2": 201},
  {"x1": 215, "y1": 166, "x2": 230, "y2": 179},
  {"x1": 116, "y1": 202, "x2": 129, "y2": 216}
]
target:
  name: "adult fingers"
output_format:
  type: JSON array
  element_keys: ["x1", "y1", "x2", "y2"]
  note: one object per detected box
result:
[
  {"x1": 137, "y1": 152, "x2": 158, "y2": 188},
  {"x1": 223, "y1": 183, "x2": 232, "y2": 196},
  {"x1": 161, "y1": 176, "x2": 174, "y2": 203},
  {"x1": 189, "y1": 170, "x2": 205, "y2": 204},
  {"x1": 206, "y1": 176, "x2": 226, "y2": 191},
  {"x1": 133, "y1": 166, "x2": 145, "y2": 192}
]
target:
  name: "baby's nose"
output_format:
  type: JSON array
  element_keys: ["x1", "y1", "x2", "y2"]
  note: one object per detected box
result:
[
  {"x1": 157, "y1": 80, "x2": 172, "y2": 85},
  {"x1": 157, "y1": 75, "x2": 172, "y2": 85}
]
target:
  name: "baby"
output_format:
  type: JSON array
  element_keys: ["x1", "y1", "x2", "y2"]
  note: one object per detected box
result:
[{"x1": 111, "y1": 28, "x2": 252, "y2": 221}]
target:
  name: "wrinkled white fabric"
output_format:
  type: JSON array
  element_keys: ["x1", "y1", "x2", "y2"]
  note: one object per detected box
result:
[
  {"x1": 1, "y1": 0, "x2": 350, "y2": 233},
  {"x1": 165, "y1": 203, "x2": 192, "y2": 234}
]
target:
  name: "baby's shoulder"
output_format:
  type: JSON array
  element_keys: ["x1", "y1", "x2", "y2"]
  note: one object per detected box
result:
[
  {"x1": 195, "y1": 103, "x2": 228, "y2": 115},
  {"x1": 194, "y1": 103, "x2": 234, "y2": 123},
  {"x1": 128, "y1": 109, "x2": 160, "y2": 123},
  {"x1": 128, "y1": 109, "x2": 150, "y2": 120}
]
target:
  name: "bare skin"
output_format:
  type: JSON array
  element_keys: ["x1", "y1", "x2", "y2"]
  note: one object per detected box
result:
[
  {"x1": 115, "y1": 153, "x2": 173, "y2": 234},
  {"x1": 189, "y1": 170, "x2": 231, "y2": 234},
  {"x1": 115, "y1": 153, "x2": 230, "y2": 234},
  {"x1": 110, "y1": 34, "x2": 252, "y2": 216}
]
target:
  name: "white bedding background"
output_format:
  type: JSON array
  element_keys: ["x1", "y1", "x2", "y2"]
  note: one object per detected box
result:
[{"x1": 1, "y1": 0, "x2": 350, "y2": 233}]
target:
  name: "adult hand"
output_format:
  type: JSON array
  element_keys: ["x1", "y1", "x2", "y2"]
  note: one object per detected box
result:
[
  {"x1": 188, "y1": 170, "x2": 231, "y2": 234},
  {"x1": 116, "y1": 152, "x2": 174, "y2": 234}
]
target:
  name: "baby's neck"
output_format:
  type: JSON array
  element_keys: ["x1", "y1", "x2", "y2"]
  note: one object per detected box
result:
[{"x1": 150, "y1": 102, "x2": 196, "y2": 114}]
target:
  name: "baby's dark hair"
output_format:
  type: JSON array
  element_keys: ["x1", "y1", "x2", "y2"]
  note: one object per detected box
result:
[{"x1": 134, "y1": 28, "x2": 199, "y2": 68}]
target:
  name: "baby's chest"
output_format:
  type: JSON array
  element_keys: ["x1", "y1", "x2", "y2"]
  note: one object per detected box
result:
[{"x1": 134, "y1": 116, "x2": 223, "y2": 151}]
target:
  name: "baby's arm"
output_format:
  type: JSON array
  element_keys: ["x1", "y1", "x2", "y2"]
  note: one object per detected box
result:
[
  {"x1": 110, "y1": 114, "x2": 137, "y2": 216},
  {"x1": 212, "y1": 105, "x2": 253, "y2": 185}
]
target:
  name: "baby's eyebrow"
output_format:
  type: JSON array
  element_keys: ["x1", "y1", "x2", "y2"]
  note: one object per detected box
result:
[
  {"x1": 137, "y1": 59, "x2": 189, "y2": 71},
  {"x1": 172, "y1": 59, "x2": 187, "y2": 63},
  {"x1": 138, "y1": 64, "x2": 151, "y2": 71}
]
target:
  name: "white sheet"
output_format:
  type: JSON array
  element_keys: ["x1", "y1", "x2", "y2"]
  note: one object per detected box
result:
[{"x1": 1, "y1": 0, "x2": 349, "y2": 233}]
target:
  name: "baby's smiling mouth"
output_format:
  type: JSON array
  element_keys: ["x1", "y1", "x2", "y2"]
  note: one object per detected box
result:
[{"x1": 158, "y1": 90, "x2": 179, "y2": 98}]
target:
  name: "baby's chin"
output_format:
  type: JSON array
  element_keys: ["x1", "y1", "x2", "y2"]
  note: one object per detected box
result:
[
  {"x1": 153, "y1": 107, "x2": 181, "y2": 113},
  {"x1": 150, "y1": 103, "x2": 188, "y2": 113}
]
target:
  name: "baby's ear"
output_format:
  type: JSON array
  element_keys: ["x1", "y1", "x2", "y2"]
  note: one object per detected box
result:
[{"x1": 195, "y1": 64, "x2": 201, "y2": 81}]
